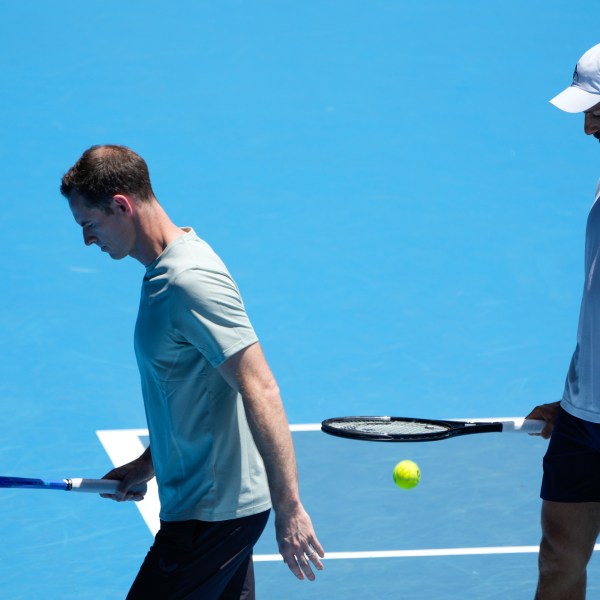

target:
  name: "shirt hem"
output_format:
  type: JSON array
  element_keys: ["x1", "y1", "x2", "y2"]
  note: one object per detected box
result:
[
  {"x1": 561, "y1": 398, "x2": 600, "y2": 424},
  {"x1": 159, "y1": 499, "x2": 273, "y2": 523}
]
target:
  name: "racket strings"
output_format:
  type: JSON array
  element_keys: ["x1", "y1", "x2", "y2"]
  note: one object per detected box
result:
[{"x1": 330, "y1": 419, "x2": 450, "y2": 436}]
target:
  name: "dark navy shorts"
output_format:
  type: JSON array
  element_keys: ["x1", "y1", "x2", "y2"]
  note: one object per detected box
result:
[
  {"x1": 126, "y1": 510, "x2": 270, "y2": 600},
  {"x1": 541, "y1": 406, "x2": 600, "y2": 502}
]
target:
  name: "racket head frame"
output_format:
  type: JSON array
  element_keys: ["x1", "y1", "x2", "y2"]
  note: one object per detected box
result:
[{"x1": 321, "y1": 415, "x2": 504, "y2": 442}]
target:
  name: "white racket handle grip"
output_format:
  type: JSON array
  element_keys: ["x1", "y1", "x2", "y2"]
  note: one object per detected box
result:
[
  {"x1": 67, "y1": 478, "x2": 147, "y2": 494},
  {"x1": 501, "y1": 418, "x2": 544, "y2": 433}
]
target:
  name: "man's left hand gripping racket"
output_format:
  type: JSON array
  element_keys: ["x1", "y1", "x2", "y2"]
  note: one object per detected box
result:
[{"x1": 321, "y1": 416, "x2": 544, "y2": 442}]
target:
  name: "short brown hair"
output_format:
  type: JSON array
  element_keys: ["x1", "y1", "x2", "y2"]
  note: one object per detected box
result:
[{"x1": 60, "y1": 145, "x2": 154, "y2": 211}]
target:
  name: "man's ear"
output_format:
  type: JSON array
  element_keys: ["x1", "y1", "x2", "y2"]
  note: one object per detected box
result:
[{"x1": 112, "y1": 194, "x2": 135, "y2": 216}]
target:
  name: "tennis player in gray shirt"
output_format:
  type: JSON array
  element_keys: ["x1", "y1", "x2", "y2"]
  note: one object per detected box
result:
[{"x1": 60, "y1": 144, "x2": 324, "y2": 599}]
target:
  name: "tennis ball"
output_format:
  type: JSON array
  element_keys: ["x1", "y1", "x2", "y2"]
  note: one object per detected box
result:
[{"x1": 393, "y1": 460, "x2": 420, "y2": 490}]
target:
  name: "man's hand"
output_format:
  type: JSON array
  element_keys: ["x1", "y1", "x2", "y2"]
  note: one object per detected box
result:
[
  {"x1": 526, "y1": 401, "x2": 561, "y2": 439},
  {"x1": 100, "y1": 447, "x2": 154, "y2": 502},
  {"x1": 276, "y1": 503, "x2": 325, "y2": 581}
]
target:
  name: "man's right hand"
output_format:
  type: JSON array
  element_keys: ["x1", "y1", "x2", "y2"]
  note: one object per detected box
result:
[
  {"x1": 100, "y1": 447, "x2": 154, "y2": 502},
  {"x1": 525, "y1": 401, "x2": 560, "y2": 439}
]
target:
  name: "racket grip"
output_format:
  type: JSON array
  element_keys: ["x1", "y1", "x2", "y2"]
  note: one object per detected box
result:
[
  {"x1": 68, "y1": 478, "x2": 147, "y2": 495},
  {"x1": 502, "y1": 418, "x2": 544, "y2": 433}
]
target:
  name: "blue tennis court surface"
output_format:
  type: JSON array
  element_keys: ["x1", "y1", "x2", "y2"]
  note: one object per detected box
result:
[{"x1": 1, "y1": 1, "x2": 600, "y2": 597}]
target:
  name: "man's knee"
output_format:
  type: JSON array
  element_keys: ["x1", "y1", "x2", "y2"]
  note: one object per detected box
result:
[
  {"x1": 539, "y1": 501, "x2": 600, "y2": 578},
  {"x1": 538, "y1": 532, "x2": 589, "y2": 576}
]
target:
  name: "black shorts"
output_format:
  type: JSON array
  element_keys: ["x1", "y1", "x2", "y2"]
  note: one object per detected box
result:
[
  {"x1": 541, "y1": 406, "x2": 600, "y2": 502},
  {"x1": 126, "y1": 510, "x2": 270, "y2": 600}
]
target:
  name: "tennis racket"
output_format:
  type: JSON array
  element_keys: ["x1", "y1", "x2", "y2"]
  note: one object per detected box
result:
[
  {"x1": 321, "y1": 416, "x2": 545, "y2": 442},
  {"x1": 0, "y1": 476, "x2": 146, "y2": 494}
]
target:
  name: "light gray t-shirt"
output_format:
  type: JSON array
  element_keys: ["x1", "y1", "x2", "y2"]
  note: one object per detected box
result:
[
  {"x1": 562, "y1": 180, "x2": 600, "y2": 422},
  {"x1": 134, "y1": 228, "x2": 271, "y2": 521}
]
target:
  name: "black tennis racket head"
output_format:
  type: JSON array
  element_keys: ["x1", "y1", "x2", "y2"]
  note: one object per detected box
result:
[{"x1": 320, "y1": 416, "x2": 503, "y2": 442}]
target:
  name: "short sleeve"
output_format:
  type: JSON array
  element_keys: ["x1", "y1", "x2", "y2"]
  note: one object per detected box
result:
[{"x1": 170, "y1": 266, "x2": 258, "y2": 367}]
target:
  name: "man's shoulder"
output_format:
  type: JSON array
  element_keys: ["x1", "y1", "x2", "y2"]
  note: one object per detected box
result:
[{"x1": 155, "y1": 231, "x2": 227, "y2": 275}]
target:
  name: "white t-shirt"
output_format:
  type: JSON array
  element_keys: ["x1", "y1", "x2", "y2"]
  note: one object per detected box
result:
[
  {"x1": 134, "y1": 228, "x2": 271, "y2": 521},
  {"x1": 562, "y1": 180, "x2": 600, "y2": 422}
]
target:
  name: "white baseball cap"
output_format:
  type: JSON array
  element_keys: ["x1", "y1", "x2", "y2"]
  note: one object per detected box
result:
[{"x1": 550, "y1": 44, "x2": 600, "y2": 113}]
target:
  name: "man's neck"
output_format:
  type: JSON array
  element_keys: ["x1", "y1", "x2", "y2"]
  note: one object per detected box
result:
[{"x1": 130, "y1": 199, "x2": 186, "y2": 266}]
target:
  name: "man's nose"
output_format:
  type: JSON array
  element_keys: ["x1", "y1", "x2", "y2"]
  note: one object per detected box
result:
[
  {"x1": 584, "y1": 113, "x2": 600, "y2": 135},
  {"x1": 83, "y1": 229, "x2": 96, "y2": 246}
]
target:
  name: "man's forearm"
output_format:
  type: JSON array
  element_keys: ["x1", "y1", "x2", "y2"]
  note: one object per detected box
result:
[{"x1": 243, "y1": 384, "x2": 301, "y2": 511}]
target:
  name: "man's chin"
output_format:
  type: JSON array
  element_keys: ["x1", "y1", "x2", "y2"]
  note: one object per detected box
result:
[{"x1": 105, "y1": 250, "x2": 127, "y2": 260}]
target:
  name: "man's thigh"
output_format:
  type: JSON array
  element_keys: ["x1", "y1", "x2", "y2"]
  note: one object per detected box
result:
[{"x1": 127, "y1": 510, "x2": 270, "y2": 600}]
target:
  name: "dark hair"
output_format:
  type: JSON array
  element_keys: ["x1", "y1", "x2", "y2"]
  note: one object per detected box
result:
[{"x1": 60, "y1": 145, "x2": 154, "y2": 212}]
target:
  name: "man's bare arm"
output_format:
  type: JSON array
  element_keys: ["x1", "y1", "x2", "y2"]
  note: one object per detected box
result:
[{"x1": 218, "y1": 342, "x2": 325, "y2": 581}]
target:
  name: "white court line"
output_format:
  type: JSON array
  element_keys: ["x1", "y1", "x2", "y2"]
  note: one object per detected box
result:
[
  {"x1": 96, "y1": 428, "x2": 160, "y2": 536},
  {"x1": 289, "y1": 423, "x2": 320, "y2": 431},
  {"x1": 255, "y1": 545, "x2": 600, "y2": 562},
  {"x1": 97, "y1": 422, "x2": 568, "y2": 561}
]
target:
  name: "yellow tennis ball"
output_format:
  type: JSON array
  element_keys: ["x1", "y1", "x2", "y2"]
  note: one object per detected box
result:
[{"x1": 393, "y1": 460, "x2": 421, "y2": 490}]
